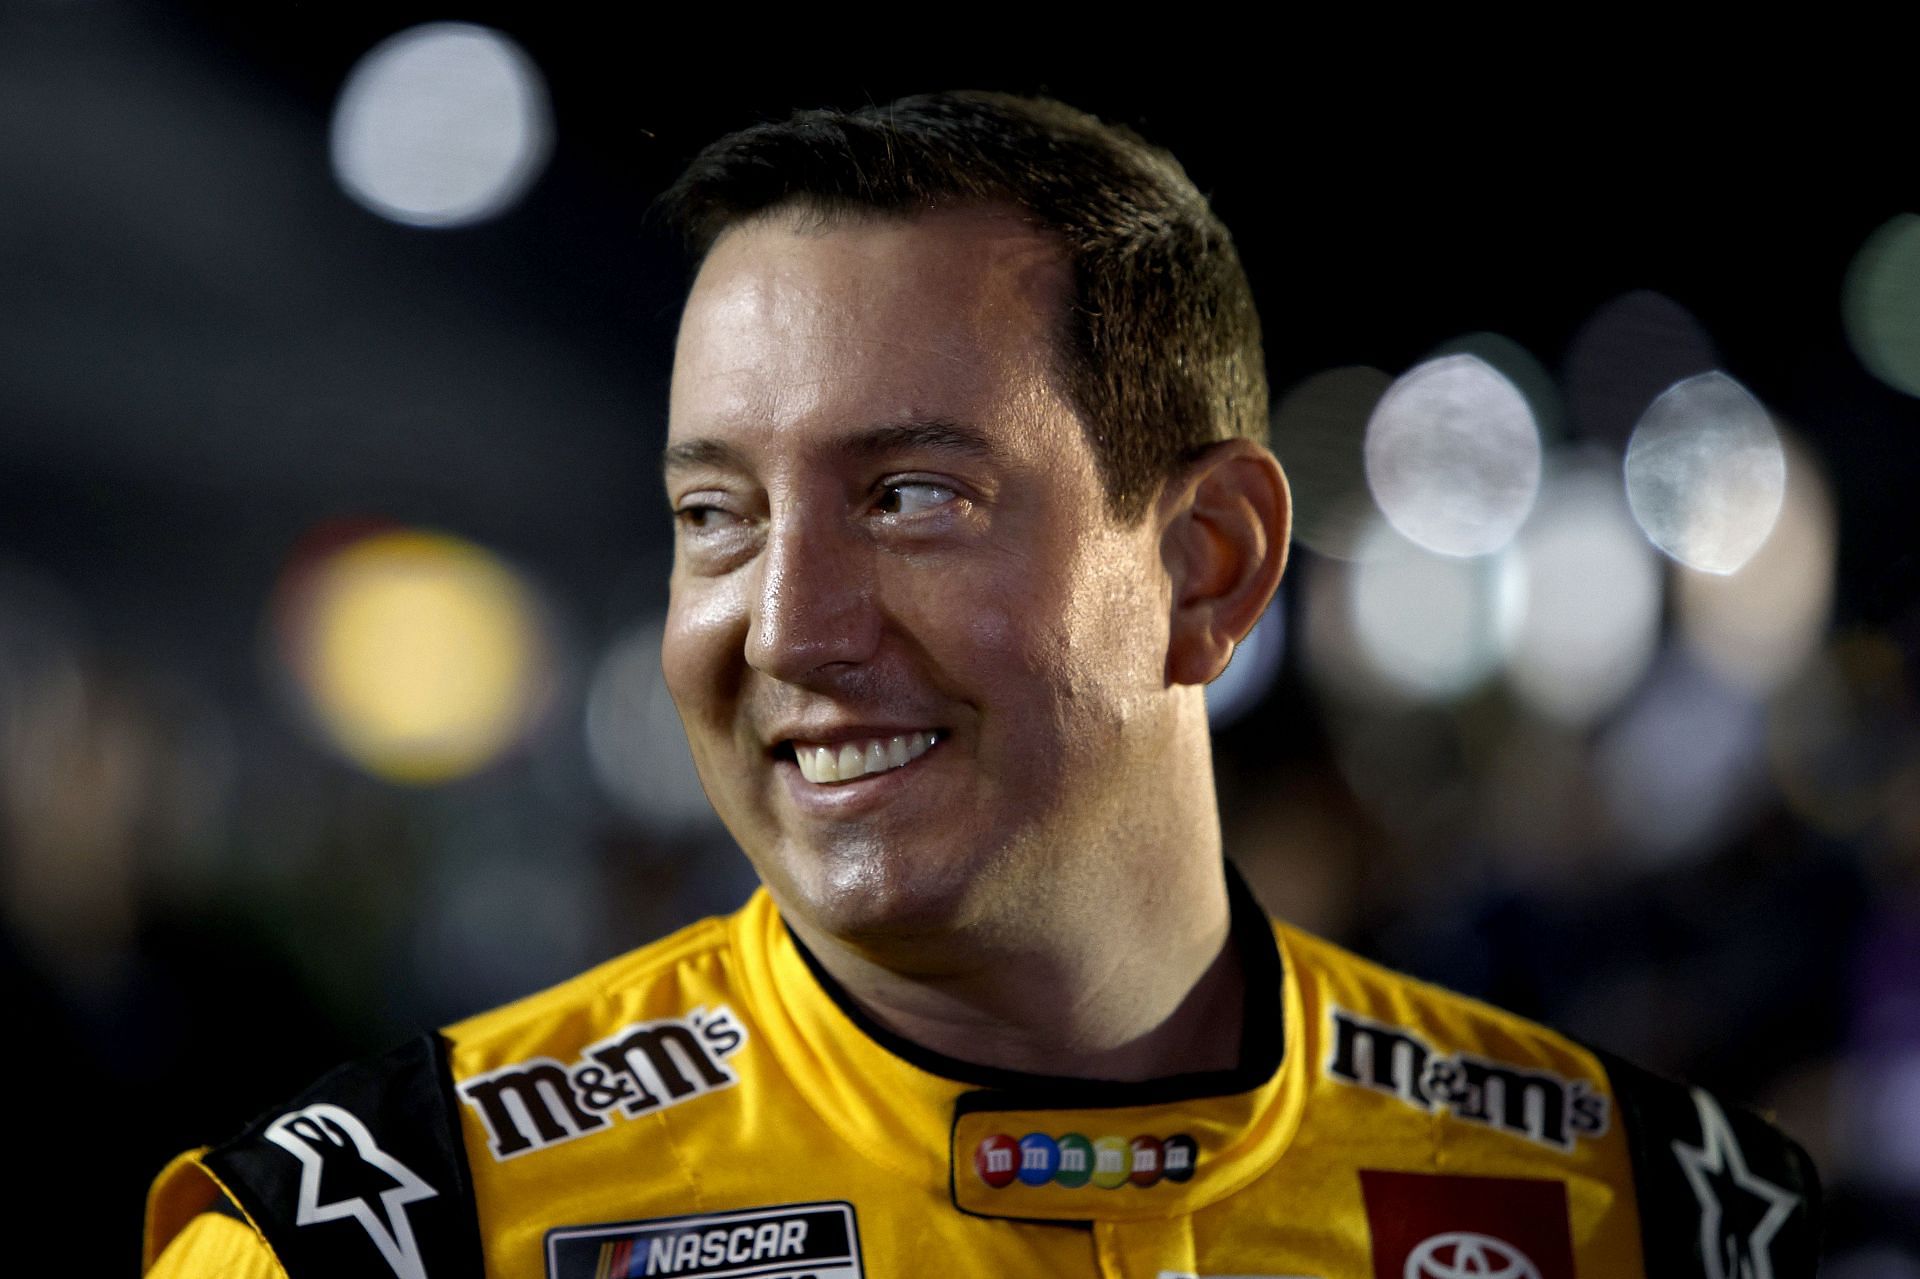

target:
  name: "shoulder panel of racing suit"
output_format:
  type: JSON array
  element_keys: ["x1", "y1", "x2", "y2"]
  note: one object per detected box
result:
[
  {"x1": 1594, "y1": 1046, "x2": 1822, "y2": 1279},
  {"x1": 162, "y1": 1031, "x2": 484, "y2": 1279}
]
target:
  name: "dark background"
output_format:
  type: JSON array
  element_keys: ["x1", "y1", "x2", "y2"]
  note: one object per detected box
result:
[{"x1": 1, "y1": 6, "x2": 1914, "y2": 1270}]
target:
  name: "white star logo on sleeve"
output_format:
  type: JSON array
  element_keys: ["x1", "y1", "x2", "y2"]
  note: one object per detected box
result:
[
  {"x1": 1670, "y1": 1088, "x2": 1800, "y2": 1279},
  {"x1": 265, "y1": 1102, "x2": 439, "y2": 1279}
]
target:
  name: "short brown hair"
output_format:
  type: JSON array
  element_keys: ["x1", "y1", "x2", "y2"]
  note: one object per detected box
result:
[{"x1": 658, "y1": 91, "x2": 1268, "y2": 521}]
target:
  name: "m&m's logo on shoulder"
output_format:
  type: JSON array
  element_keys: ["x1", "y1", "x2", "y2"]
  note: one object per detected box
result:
[{"x1": 974, "y1": 1131, "x2": 1197, "y2": 1189}]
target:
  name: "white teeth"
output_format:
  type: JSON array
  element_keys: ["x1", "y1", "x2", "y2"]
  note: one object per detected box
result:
[
  {"x1": 811, "y1": 745, "x2": 838, "y2": 782},
  {"x1": 794, "y1": 730, "x2": 938, "y2": 784}
]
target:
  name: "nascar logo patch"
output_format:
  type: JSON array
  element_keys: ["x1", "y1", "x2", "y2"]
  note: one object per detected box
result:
[{"x1": 546, "y1": 1202, "x2": 863, "y2": 1279}]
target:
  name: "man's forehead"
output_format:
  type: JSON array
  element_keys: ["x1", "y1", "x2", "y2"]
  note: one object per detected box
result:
[{"x1": 666, "y1": 203, "x2": 1074, "y2": 455}]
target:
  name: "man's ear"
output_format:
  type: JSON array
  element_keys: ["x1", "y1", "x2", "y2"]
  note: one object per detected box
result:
[{"x1": 1158, "y1": 440, "x2": 1291, "y2": 687}]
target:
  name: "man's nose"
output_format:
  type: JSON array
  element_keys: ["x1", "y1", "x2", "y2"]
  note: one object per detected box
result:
[{"x1": 743, "y1": 512, "x2": 880, "y2": 682}]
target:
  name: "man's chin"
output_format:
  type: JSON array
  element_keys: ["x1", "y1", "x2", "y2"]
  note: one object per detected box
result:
[{"x1": 769, "y1": 847, "x2": 994, "y2": 958}]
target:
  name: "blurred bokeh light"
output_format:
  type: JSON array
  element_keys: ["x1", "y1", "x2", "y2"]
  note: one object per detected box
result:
[
  {"x1": 1565, "y1": 291, "x2": 1719, "y2": 446},
  {"x1": 1844, "y1": 212, "x2": 1920, "y2": 399},
  {"x1": 1298, "y1": 548, "x2": 1383, "y2": 705},
  {"x1": 585, "y1": 618, "x2": 719, "y2": 830},
  {"x1": 1346, "y1": 519, "x2": 1524, "y2": 701},
  {"x1": 1364, "y1": 353, "x2": 1542, "y2": 557},
  {"x1": 274, "y1": 527, "x2": 550, "y2": 784},
  {"x1": 1429, "y1": 331, "x2": 1564, "y2": 445},
  {"x1": 1270, "y1": 366, "x2": 1390, "y2": 561},
  {"x1": 1624, "y1": 371, "x2": 1786, "y2": 574},
  {"x1": 1597, "y1": 655, "x2": 1769, "y2": 865},
  {"x1": 1676, "y1": 433, "x2": 1837, "y2": 693},
  {"x1": 330, "y1": 22, "x2": 553, "y2": 228},
  {"x1": 1504, "y1": 460, "x2": 1662, "y2": 726}
]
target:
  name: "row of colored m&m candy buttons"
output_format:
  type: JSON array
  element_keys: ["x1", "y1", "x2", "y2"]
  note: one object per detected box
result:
[{"x1": 974, "y1": 1133, "x2": 1197, "y2": 1189}]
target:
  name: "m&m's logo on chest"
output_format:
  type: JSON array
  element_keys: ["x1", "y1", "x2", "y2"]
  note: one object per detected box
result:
[{"x1": 973, "y1": 1132, "x2": 1197, "y2": 1189}]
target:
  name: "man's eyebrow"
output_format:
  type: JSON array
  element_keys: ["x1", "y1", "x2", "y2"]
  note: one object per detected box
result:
[
  {"x1": 662, "y1": 437, "x2": 748, "y2": 478},
  {"x1": 840, "y1": 418, "x2": 1002, "y2": 463},
  {"x1": 662, "y1": 418, "x2": 1002, "y2": 477}
]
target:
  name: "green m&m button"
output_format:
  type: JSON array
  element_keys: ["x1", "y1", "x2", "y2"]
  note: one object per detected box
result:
[{"x1": 1054, "y1": 1133, "x2": 1093, "y2": 1188}]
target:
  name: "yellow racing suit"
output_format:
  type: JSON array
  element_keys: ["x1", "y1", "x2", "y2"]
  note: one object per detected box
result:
[{"x1": 145, "y1": 869, "x2": 1820, "y2": 1278}]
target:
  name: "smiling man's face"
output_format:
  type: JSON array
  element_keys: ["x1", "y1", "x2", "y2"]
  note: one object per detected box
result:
[{"x1": 662, "y1": 204, "x2": 1179, "y2": 949}]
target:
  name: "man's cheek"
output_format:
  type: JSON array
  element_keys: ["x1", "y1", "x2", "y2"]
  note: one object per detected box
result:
[
  {"x1": 963, "y1": 608, "x2": 1019, "y2": 657},
  {"x1": 663, "y1": 587, "x2": 751, "y2": 700}
]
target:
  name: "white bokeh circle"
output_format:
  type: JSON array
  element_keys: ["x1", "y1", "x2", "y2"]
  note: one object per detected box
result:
[
  {"x1": 331, "y1": 22, "x2": 553, "y2": 228},
  {"x1": 1364, "y1": 354, "x2": 1542, "y2": 558},
  {"x1": 1505, "y1": 465, "x2": 1663, "y2": 725},
  {"x1": 1624, "y1": 371, "x2": 1785, "y2": 575}
]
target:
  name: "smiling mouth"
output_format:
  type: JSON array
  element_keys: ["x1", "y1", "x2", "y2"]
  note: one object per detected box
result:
[{"x1": 783, "y1": 730, "x2": 942, "y2": 784}]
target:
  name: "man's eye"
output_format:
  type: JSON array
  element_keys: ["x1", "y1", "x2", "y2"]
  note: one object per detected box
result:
[
  {"x1": 874, "y1": 481, "x2": 956, "y2": 516},
  {"x1": 675, "y1": 505, "x2": 735, "y2": 531}
]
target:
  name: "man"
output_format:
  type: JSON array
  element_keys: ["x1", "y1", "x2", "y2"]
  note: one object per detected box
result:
[{"x1": 146, "y1": 92, "x2": 1820, "y2": 1278}]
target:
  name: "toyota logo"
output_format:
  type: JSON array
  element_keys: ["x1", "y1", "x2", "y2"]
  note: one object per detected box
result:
[{"x1": 1404, "y1": 1231, "x2": 1541, "y2": 1279}]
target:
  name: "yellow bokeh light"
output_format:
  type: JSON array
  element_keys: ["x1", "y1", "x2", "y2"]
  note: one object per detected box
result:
[{"x1": 288, "y1": 529, "x2": 543, "y2": 784}]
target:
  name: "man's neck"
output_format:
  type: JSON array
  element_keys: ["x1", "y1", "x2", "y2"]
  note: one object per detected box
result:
[{"x1": 783, "y1": 856, "x2": 1246, "y2": 1083}]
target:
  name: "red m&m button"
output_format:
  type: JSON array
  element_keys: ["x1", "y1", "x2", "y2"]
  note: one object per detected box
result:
[
  {"x1": 974, "y1": 1134, "x2": 1018, "y2": 1188},
  {"x1": 1129, "y1": 1136, "x2": 1164, "y2": 1187}
]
